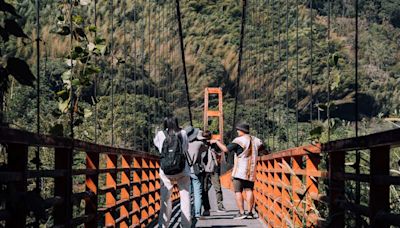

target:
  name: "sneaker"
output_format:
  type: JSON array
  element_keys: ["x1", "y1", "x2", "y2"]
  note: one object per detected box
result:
[
  {"x1": 202, "y1": 210, "x2": 210, "y2": 216},
  {"x1": 216, "y1": 206, "x2": 226, "y2": 213},
  {"x1": 246, "y1": 211, "x2": 255, "y2": 219},
  {"x1": 233, "y1": 212, "x2": 247, "y2": 220}
]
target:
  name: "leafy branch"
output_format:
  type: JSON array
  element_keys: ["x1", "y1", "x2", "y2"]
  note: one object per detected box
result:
[{"x1": 0, "y1": 0, "x2": 35, "y2": 125}]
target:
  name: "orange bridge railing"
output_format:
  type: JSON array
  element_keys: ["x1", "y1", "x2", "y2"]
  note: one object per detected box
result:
[
  {"x1": 254, "y1": 144, "x2": 323, "y2": 227},
  {"x1": 253, "y1": 128, "x2": 400, "y2": 227},
  {"x1": 0, "y1": 126, "x2": 179, "y2": 227},
  {"x1": 2, "y1": 126, "x2": 400, "y2": 227}
]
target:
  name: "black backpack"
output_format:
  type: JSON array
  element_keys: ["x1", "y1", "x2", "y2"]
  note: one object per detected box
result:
[{"x1": 160, "y1": 131, "x2": 187, "y2": 175}]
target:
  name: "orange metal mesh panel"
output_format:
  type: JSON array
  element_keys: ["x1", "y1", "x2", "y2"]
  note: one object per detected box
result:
[
  {"x1": 254, "y1": 145, "x2": 321, "y2": 227},
  {"x1": 0, "y1": 127, "x2": 178, "y2": 227}
]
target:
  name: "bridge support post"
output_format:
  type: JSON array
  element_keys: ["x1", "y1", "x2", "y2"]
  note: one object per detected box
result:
[
  {"x1": 54, "y1": 148, "x2": 73, "y2": 227},
  {"x1": 5, "y1": 144, "x2": 28, "y2": 228},
  {"x1": 369, "y1": 146, "x2": 389, "y2": 228},
  {"x1": 328, "y1": 152, "x2": 345, "y2": 227}
]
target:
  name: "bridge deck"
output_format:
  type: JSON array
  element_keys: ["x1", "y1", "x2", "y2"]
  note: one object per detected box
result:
[
  {"x1": 194, "y1": 187, "x2": 264, "y2": 228},
  {"x1": 160, "y1": 187, "x2": 265, "y2": 228}
]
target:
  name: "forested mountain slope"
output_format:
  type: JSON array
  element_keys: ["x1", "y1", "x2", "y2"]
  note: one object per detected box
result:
[{"x1": 2, "y1": 0, "x2": 400, "y2": 149}]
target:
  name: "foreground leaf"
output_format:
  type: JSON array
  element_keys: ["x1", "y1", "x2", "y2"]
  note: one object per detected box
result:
[
  {"x1": 6, "y1": 58, "x2": 35, "y2": 87},
  {"x1": 0, "y1": 0, "x2": 21, "y2": 18},
  {"x1": 4, "y1": 19, "x2": 29, "y2": 39},
  {"x1": 49, "y1": 123, "x2": 64, "y2": 136},
  {"x1": 58, "y1": 98, "x2": 70, "y2": 113}
]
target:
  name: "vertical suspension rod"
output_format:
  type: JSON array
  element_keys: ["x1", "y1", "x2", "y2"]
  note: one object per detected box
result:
[
  {"x1": 110, "y1": 0, "x2": 115, "y2": 146},
  {"x1": 232, "y1": 0, "x2": 247, "y2": 136},
  {"x1": 355, "y1": 0, "x2": 360, "y2": 225},
  {"x1": 295, "y1": 0, "x2": 299, "y2": 146},
  {"x1": 175, "y1": 0, "x2": 193, "y2": 126}
]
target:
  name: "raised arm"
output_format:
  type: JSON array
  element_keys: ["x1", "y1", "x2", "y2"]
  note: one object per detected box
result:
[{"x1": 210, "y1": 140, "x2": 228, "y2": 153}]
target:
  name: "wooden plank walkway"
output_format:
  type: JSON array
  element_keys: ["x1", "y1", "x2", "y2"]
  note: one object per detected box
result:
[
  {"x1": 155, "y1": 187, "x2": 265, "y2": 228},
  {"x1": 194, "y1": 187, "x2": 265, "y2": 228}
]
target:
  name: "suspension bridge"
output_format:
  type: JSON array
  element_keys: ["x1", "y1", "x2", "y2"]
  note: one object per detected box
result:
[{"x1": 0, "y1": 0, "x2": 400, "y2": 227}]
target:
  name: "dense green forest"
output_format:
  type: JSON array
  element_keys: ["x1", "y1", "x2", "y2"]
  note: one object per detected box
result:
[
  {"x1": 1, "y1": 0, "x2": 400, "y2": 226},
  {"x1": 1, "y1": 0, "x2": 400, "y2": 151}
]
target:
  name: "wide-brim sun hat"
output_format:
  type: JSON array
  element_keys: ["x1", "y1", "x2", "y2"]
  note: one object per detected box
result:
[
  {"x1": 184, "y1": 126, "x2": 199, "y2": 142},
  {"x1": 236, "y1": 123, "x2": 250, "y2": 134}
]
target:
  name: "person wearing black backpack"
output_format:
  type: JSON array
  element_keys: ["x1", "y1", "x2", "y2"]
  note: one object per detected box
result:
[{"x1": 153, "y1": 117, "x2": 191, "y2": 228}]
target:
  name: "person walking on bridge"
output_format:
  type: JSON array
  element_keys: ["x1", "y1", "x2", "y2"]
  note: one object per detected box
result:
[
  {"x1": 185, "y1": 126, "x2": 208, "y2": 220},
  {"x1": 154, "y1": 117, "x2": 191, "y2": 227},
  {"x1": 210, "y1": 123, "x2": 265, "y2": 219},
  {"x1": 201, "y1": 130, "x2": 226, "y2": 216}
]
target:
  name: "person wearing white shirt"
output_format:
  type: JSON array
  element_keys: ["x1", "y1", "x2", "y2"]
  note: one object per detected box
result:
[{"x1": 153, "y1": 117, "x2": 191, "y2": 228}]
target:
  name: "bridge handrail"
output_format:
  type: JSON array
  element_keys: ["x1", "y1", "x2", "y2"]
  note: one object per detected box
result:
[
  {"x1": 323, "y1": 127, "x2": 400, "y2": 152},
  {"x1": 0, "y1": 126, "x2": 157, "y2": 159},
  {"x1": 0, "y1": 126, "x2": 178, "y2": 227},
  {"x1": 254, "y1": 128, "x2": 400, "y2": 227},
  {"x1": 254, "y1": 144, "x2": 322, "y2": 227},
  {"x1": 323, "y1": 128, "x2": 400, "y2": 227}
]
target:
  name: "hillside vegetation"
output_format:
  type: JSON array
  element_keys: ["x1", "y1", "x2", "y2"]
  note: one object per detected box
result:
[{"x1": 1, "y1": 0, "x2": 400, "y2": 150}]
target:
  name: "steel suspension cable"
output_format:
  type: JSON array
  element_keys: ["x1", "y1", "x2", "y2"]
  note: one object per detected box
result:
[
  {"x1": 169, "y1": 1, "x2": 175, "y2": 111},
  {"x1": 257, "y1": 0, "x2": 261, "y2": 137},
  {"x1": 263, "y1": 0, "x2": 268, "y2": 143},
  {"x1": 110, "y1": 0, "x2": 115, "y2": 146},
  {"x1": 175, "y1": 0, "x2": 193, "y2": 126},
  {"x1": 286, "y1": 0, "x2": 290, "y2": 149},
  {"x1": 327, "y1": 0, "x2": 331, "y2": 141},
  {"x1": 35, "y1": 0, "x2": 41, "y2": 190},
  {"x1": 67, "y1": 0, "x2": 74, "y2": 222},
  {"x1": 250, "y1": 0, "x2": 253, "y2": 132},
  {"x1": 255, "y1": 0, "x2": 259, "y2": 133},
  {"x1": 133, "y1": 0, "x2": 137, "y2": 150},
  {"x1": 355, "y1": 0, "x2": 360, "y2": 225},
  {"x1": 69, "y1": 0, "x2": 74, "y2": 143},
  {"x1": 34, "y1": 3, "x2": 41, "y2": 227},
  {"x1": 295, "y1": 0, "x2": 299, "y2": 146},
  {"x1": 140, "y1": 4, "x2": 145, "y2": 151},
  {"x1": 94, "y1": 0, "x2": 98, "y2": 144},
  {"x1": 123, "y1": 0, "x2": 127, "y2": 147},
  {"x1": 155, "y1": 4, "x2": 160, "y2": 124},
  {"x1": 271, "y1": 0, "x2": 275, "y2": 150},
  {"x1": 309, "y1": 0, "x2": 313, "y2": 129},
  {"x1": 147, "y1": 0, "x2": 152, "y2": 151},
  {"x1": 277, "y1": 0, "x2": 282, "y2": 150},
  {"x1": 232, "y1": 0, "x2": 247, "y2": 138}
]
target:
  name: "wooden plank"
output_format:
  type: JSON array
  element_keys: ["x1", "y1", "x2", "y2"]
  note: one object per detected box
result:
[
  {"x1": 0, "y1": 127, "x2": 72, "y2": 148},
  {"x1": 0, "y1": 127, "x2": 159, "y2": 160},
  {"x1": 369, "y1": 146, "x2": 390, "y2": 228},
  {"x1": 259, "y1": 144, "x2": 321, "y2": 161},
  {"x1": 328, "y1": 151, "x2": 345, "y2": 227},
  {"x1": 54, "y1": 148, "x2": 73, "y2": 226},
  {"x1": 195, "y1": 188, "x2": 264, "y2": 227},
  {"x1": 5, "y1": 144, "x2": 28, "y2": 228},
  {"x1": 322, "y1": 127, "x2": 400, "y2": 153}
]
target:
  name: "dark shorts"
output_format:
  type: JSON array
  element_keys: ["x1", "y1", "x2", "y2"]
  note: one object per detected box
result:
[{"x1": 233, "y1": 178, "x2": 254, "y2": 192}]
